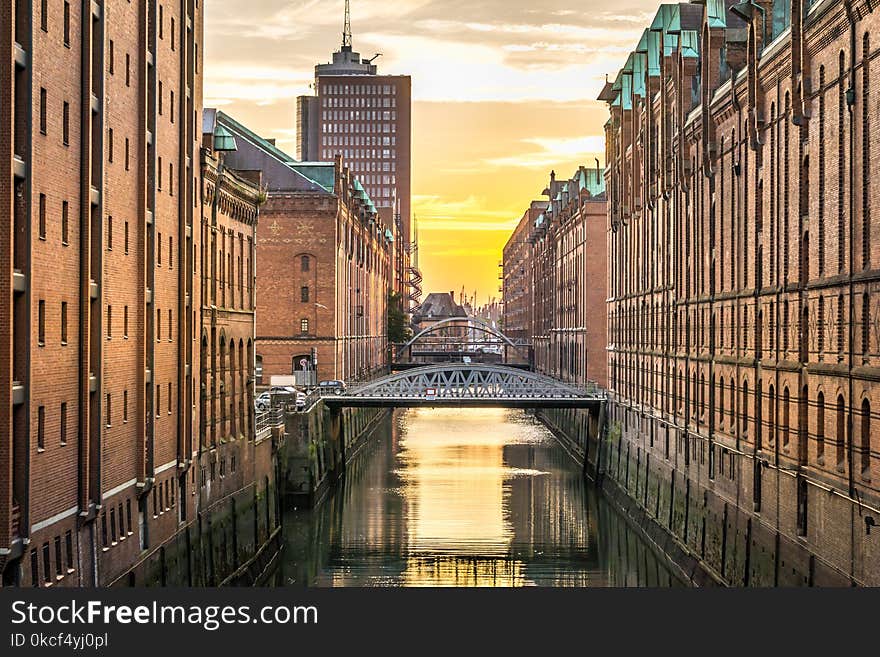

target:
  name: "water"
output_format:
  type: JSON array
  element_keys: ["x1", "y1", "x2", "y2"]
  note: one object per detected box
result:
[{"x1": 277, "y1": 408, "x2": 684, "y2": 587}]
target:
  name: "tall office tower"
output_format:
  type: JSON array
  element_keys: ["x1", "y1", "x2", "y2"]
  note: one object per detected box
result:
[
  {"x1": 1, "y1": 0, "x2": 203, "y2": 586},
  {"x1": 295, "y1": 1, "x2": 412, "y2": 249}
]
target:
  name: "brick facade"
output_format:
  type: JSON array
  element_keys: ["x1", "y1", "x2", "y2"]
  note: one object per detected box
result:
[
  {"x1": 1, "y1": 1, "x2": 270, "y2": 588},
  {"x1": 604, "y1": 0, "x2": 880, "y2": 584},
  {"x1": 502, "y1": 168, "x2": 607, "y2": 387}
]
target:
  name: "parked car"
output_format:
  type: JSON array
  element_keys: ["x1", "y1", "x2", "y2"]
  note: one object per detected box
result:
[
  {"x1": 318, "y1": 380, "x2": 347, "y2": 395},
  {"x1": 255, "y1": 391, "x2": 272, "y2": 413}
]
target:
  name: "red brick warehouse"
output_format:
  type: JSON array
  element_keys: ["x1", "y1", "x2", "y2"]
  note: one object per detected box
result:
[{"x1": 603, "y1": 0, "x2": 880, "y2": 584}]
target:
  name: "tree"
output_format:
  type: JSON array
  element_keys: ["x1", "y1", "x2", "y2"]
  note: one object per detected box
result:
[{"x1": 387, "y1": 291, "x2": 412, "y2": 344}]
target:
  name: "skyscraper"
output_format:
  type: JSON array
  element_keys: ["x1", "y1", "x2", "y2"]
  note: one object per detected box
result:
[{"x1": 295, "y1": 1, "x2": 413, "y2": 249}]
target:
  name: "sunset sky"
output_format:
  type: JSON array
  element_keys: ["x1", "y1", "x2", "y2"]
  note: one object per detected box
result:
[{"x1": 205, "y1": 0, "x2": 656, "y2": 303}]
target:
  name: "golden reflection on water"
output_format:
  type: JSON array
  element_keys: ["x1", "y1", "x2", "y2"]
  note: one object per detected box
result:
[
  {"x1": 398, "y1": 408, "x2": 525, "y2": 586},
  {"x1": 282, "y1": 408, "x2": 682, "y2": 588}
]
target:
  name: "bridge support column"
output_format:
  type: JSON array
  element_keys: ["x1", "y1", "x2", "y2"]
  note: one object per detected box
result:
[{"x1": 328, "y1": 406, "x2": 346, "y2": 478}]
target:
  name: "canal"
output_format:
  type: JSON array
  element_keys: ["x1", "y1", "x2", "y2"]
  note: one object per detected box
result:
[{"x1": 276, "y1": 408, "x2": 685, "y2": 587}]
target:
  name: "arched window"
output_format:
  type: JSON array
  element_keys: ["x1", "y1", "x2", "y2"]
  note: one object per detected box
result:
[
  {"x1": 862, "y1": 292, "x2": 870, "y2": 359},
  {"x1": 837, "y1": 394, "x2": 846, "y2": 469},
  {"x1": 818, "y1": 296, "x2": 826, "y2": 355},
  {"x1": 719, "y1": 377, "x2": 726, "y2": 428},
  {"x1": 782, "y1": 387, "x2": 790, "y2": 448},
  {"x1": 861, "y1": 399, "x2": 871, "y2": 477},
  {"x1": 768, "y1": 384, "x2": 776, "y2": 445},
  {"x1": 817, "y1": 392, "x2": 826, "y2": 463},
  {"x1": 784, "y1": 92, "x2": 791, "y2": 285}
]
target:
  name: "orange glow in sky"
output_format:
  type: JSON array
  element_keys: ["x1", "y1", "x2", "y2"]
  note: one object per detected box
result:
[{"x1": 205, "y1": 0, "x2": 657, "y2": 302}]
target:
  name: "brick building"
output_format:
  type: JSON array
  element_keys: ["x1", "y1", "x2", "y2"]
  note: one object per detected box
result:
[
  {"x1": 502, "y1": 168, "x2": 607, "y2": 387},
  {"x1": 1, "y1": 1, "x2": 271, "y2": 587},
  {"x1": 295, "y1": 5, "x2": 417, "y2": 314},
  {"x1": 603, "y1": 0, "x2": 880, "y2": 583},
  {"x1": 219, "y1": 112, "x2": 394, "y2": 386}
]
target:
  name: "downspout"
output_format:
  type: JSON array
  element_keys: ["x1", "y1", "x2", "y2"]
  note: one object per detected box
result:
[{"x1": 843, "y1": 0, "x2": 858, "y2": 582}]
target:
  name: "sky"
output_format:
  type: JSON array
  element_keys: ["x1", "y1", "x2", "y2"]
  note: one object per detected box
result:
[{"x1": 204, "y1": 0, "x2": 657, "y2": 303}]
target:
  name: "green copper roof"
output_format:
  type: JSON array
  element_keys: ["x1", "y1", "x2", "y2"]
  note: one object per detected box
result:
[
  {"x1": 574, "y1": 167, "x2": 605, "y2": 197},
  {"x1": 707, "y1": 0, "x2": 727, "y2": 28},
  {"x1": 680, "y1": 30, "x2": 700, "y2": 58},
  {"x1": 290, "y1": 163, "x2": 335, "y2": 193},
  {"x1": 647, "y1": 30, "x2": 661, "y2": 76},
  {"x1": 633, "y1": 52, "x2": 647, "y2": 98}
]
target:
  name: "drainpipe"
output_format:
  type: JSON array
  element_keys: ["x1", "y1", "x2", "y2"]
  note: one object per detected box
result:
[{"x1": 844, "y1": 0, "x2": 857, "y2": 500}]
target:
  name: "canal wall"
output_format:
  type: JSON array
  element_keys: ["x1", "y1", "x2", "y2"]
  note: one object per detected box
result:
[
  {"x1": 537, "y1": 403, "x2": 859, "y2": 587},
  {"x1": 108, "y1": 432, "x2": 284, "y2": 587},
  {"x1": 281, "y1": 402, "x2": 389, "y2": 507}
]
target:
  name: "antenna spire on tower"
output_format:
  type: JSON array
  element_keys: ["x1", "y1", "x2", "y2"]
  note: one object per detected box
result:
[{"x1": 342, "y1": 0, "x2": 352, "y2": 49}]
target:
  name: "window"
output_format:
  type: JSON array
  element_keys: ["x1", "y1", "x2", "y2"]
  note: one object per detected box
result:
[
  {"x1": 42, "y1": 543, "x2": 51, "y2": 583},
  {"x1": 62, "y1": 102, "x2": 70, "y2": 145},
  {"x1": 170, "y1": 90, "x2": 175, "y2": 123},
  {"x1": 158, "y1": 81, "x2": 163, "y2": 115},
  {"x1": 110, "y1": 508, "x2": 117, "y2": 543},
  {"x1": 817, "y1": 392, "x2": 825, "y2": 462},
  {"x1": 60, "y1": 402, "x2": 67, "y2": 446},
  {"x1": 39, "y1": 193, "x2": 46, "y2": 239},
  {"x1": 301, "y1": 255, "x2": 310, "y2": 272},
  {"x1": 123, "y1": 390, "x2": 128, "y2": 423},
  {"x1": 171, "y1": 18, "x2": 175, "y2": 50},
  {"x1": 61, "y1": 301, "x2": 68, "y2": 345},
  {"x1": 62, "y1": 201, "x2": 69, "y2": 245},
  {"x1": 107, "y1": 216, "x2": 113, "y2": 249},
  {"x1": 40, "y1": 88, "x2": 47, "y2": 134},
  {"x1": 30, "y1": 550, "x2": 38, "y2": 587},
  {"x1": 107, "y1": 305, "x2": 112, "y2": 338},
  {"x1": 156, "y1": 385, "x2": 161, "y2": 417},
  {"x1": 301, "y1": 319, "x2": 309, "y2": 335},
  {"x1": 156, "y1": 308, "x2": 161, "y2": 341},
  {"x1": 169, "y1": 237, "x2": 173, "y2": 269},
  {"x1": 38, "y1": 300, "x2": 46, "y2": 345},
  {"x1": 159, "y1": 5, "x2": 164, "y2": 39},
  {"x1": 123, "y1": 305, "x2": 128, "y2": 338},
  {"x1": 126, "y1": 53, "x2": 131, "y2": 87},
  {"x1": 157, "y1": 233, "x2": 162, "y2": 264},
  {"x1": 126, "y1": 500, "x2": 132, "y2": 535},
  {"x1": 837, "y1": 395, "x2": 846, "y2": 469},
  {"x1": 301, "y1": 286, "x2": 310, "y2": 303},
  {"x1": 158, "y1": 157, "x2": 162, "y2": 189},
  {"x1": 37, "y1": 406, "x2": 45, "y2": 450},
  {"x1": 64, "y1": 532, "x2": 73, "y2": 572},
  {"x1": 41, "y1": 0, "x2": 48, "y2": 31},
  {"x1": 63, "y1": 2, "x2": 70, "y2": 46},
  {"x1": 108, "y1": 128, "x2": 113, "y2": 162},
  {"x1": 168, "y1": 309, "x2": 172, "y2": 342},
  {"x1": 108, "y1": 40, "x2": 114, "y2": 74},
  {"x1": 105, "y1": 393, "x2": 111, "y2": 428},
  {"x1": 124, "y1": 221, "x2": 129, "y2": 254}
]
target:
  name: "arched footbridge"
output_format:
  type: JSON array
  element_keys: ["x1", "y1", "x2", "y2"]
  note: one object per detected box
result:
[{"x1": 323, "y1": 363, "x2": 606, "y2": 409}]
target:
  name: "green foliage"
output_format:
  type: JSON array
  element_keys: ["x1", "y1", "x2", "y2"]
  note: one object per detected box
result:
[
  {"x1": 387, "y1": 291, "x2": 412, "y2": 344},
  {"x1": 607, "y1": 421, "x2": 622, "y2": 443}
]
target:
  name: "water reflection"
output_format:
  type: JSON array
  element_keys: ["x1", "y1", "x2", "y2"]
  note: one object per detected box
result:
[{"x1": 278, "y1": 408, "x2": 683, "y2": 587}]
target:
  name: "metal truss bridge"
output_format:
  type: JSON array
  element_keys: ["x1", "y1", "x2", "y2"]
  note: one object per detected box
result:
[{"x1": 323, "y1": 363, "x2": 606, "y2": 409}]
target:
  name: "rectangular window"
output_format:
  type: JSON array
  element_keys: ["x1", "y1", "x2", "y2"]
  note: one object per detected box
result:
[
  {"x1": 123, "y1": 305, "x2": 128, "y2": 338},
  {"x1": 167, "y1": 382, "x2": 172, "y2": 414},
  {"x1": 62, "y1": 201, "x2": 69, "y2": 244},
  {"x1": 61, "y1": 301, "x2": 68, "y2": 344},
  {"x1": 124, "y1": 137, "x2": 129, "y2": 170},
  {"x1": 62, "y1": 102, "x2": 70, "y2": 145},
  {"x1": 101, "y1": 514, "x2": 108, "y2": 547},
  {"x1": 38, "y1": 300, "x2": 46, "y2": 345},
  {"x1": 60, "y1": 402, "x2": 67, "y2": 445},
  {"x1": 110, "y1": 508, "x2": 117, "y2": 543},
  {"x1": 64, "y1": 532, "x2": 73, "y2": 572},
  {"x1": 125, "y1": 500, "x2": 132, "y2": 535},
  {"x1": 156, "y1": 385, "x2": 161, "y2": 417},
  {"x1": 158, "y1": 81, "x2": 163, "y2": 115},
  {"x1": 117, "y1": 503, "x2": 125, "y2": 536},
  {"x1": 169, "y1": 237, "x2": 173, "y2": 269},
  {"x1": 156, "y1": 308, "x2": 161, "y2": 341},
  {"x1": 30, "y1": 550, "x2": 38, "y2": 587},
  {"x1": 42, "y1": 543, "x2": 51, "y2": 583},
  {"x1": 159, "y1": 5, "x2": 164, "y2": 39},
  {"x1": 105, "y1": 393, "x2": 111, "y2": 427},
  {"x1": 157, "y1": 233, "x2": 162, "y2": 264},
  {"x1": 168, "y1": 309, "x2": 172, "y2": 342},
  {"x1": 123, "y1": 390, "x2": 128, "y2": 423},
  {"x1": 40, "y1": 88, "x2": 47, "y2": 134},
  {"x1": 63, "y1": 2, "x2": 70, "y2": 46},
  {"x1": 107, "y1": 305, "x2": 112, "y2": 338},
  {"x1": 54, "y1": 537, "x2": 62, "y2": 576},
  {"x1": 41, "y1": 0, "x2": 48, "y2": 31},
  {"x1": 39, "y1": 193, "x2": 46, "y2": 239},
  {"x1": 124, "y1": 221, "x2": 129, "y2": 254},
  {"x1": 170, "y1": 90, "x2": 175, "y2": 123},
  {"x1": 37, "y1": 406, "x2": 45, "y2": 450},
  {"x1": 301, "y1": 319, "x2": 309, "y2": 335},
  {"x1": 301, "y1": 286, "x2": 309, "y2": 303},
  {"x1": 108, "y1": 40, "x2": 114, "y2": 74},
  {"x1": 158, "y1": 157, "x2": 162, "y2": 189},
  {"x1": 108, "y1": 128, "x2": 113, "y2": 162},
  {"x1": 107, "y1": 216, "x2": 113, "y2": 249},
  {"x1": 171, "y1": 17, "x2": 175, "y2": 50}
]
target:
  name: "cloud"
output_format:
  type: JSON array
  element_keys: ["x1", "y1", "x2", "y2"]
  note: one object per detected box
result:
[{"x1": 483, "y1": 136, "x2": 605, "y2": 169}]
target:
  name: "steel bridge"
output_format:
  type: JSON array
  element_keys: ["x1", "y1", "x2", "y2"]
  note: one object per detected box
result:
[{"x1": 323, "y1": 363, "x2": 606, "y2": 409}]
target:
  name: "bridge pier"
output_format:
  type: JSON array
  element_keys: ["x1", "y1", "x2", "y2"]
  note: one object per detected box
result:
[{"x1": 328, "y1": 406, "x2": 346, "y2": 479}]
